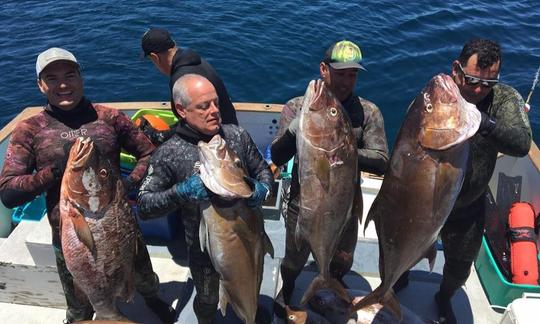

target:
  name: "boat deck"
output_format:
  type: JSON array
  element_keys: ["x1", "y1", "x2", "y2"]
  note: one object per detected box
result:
[{"x1": 0, "y1": 210, "x2": 504, "y2": 324}]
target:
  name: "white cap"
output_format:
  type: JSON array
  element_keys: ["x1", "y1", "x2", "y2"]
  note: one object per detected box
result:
[{"x1": 35, "y1": 47, "x2": 79, "y2": 78}]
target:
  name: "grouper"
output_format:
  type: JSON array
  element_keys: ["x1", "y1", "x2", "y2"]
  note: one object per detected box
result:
[
  {"x1": 198, "y1": 134, "x2": 274, "y2": 324},
  {"x1": 352, "y1": 74, "x2": 481, "y2": 318},
  {"x1": 296, "y1": 79, "x2": 359, "y2": 305},
  {"x1": 60, "y1": 137, "x2": 137, "y2": 320}
]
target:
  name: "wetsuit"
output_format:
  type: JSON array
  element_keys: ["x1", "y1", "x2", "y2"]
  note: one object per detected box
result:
[
  {"x1": 439, "y1": 83, "x2": 532, "y2": 298},
  {"x1": 0, "y1": 99, "x2": 161, "y2": 322},
  {"x1": 270, "y1": 94, "x2": 389, "y2": 305},
  {"x1": 137, "y1": 122, "x2": 273, "y2": 323}
]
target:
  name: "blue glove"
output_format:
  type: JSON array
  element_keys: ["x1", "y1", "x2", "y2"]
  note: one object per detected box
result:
[
  {"x1": 244, "y1": 176, "x2": 270, "y2": 209},
  {"x1": 175, "y1": 174, "x2": 209, "y2": 202}
]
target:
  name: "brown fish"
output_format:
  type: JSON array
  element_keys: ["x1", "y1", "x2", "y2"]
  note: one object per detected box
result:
[
  {"x1": 353, "y1": 74, "x2": 481, "y2": 318},
  {"x1": 198, "y1": 134, "x2": 274, "y2": 324},
  {"x1": 60, "y1": 137, "x2": 136, "y2": 320},
  {"x1": 296, "y1": 79, "x2": 359, "y2": 305}
]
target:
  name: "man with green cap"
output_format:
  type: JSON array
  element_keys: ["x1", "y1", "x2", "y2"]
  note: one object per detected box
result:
[{"x1": 270, "y1": 40, "x2": 389, "y2": 318}]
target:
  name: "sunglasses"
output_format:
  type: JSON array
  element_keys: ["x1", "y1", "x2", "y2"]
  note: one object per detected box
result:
[{"x1": 457, "y1": 63, "x2": 499, "y2": 88}]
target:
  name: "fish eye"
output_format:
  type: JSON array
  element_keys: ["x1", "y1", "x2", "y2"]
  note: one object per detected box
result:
[
  {"x1": 288, "y1": 314, "x2": 296, "y2": 320},
  {"x1": 329, "y1": 107, "x2": 338, "y2": 117},
  {"x1": 426, "y1": 104, "x2": 433, "y2": 113},
  {"x1": 99, "y1": 169, "x2": 108, "y2": 178}
]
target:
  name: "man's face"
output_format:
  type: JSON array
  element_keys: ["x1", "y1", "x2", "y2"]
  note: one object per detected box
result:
[
  {"x1": 320, "y1": 62, "x2": 359, "y2": 102},
  {"x1": 177, "y1": 79, "x2": 221, "y2": 136},
  {"x1": 452, "y1": 54, "x2": 500, "y2": 105},
  {"x1": 37, "y1": 61, "x2": 83, "y2": 111}
]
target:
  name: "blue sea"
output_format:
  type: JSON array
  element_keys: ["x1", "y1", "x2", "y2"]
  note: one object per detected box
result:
[{"x1": 1, "y1": 0, "x2": 539, "y2": 147}]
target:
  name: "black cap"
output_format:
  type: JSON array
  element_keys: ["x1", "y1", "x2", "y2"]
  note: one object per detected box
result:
[{"x1": 141, "y1": 28, "x2": 176, "y2": 57}]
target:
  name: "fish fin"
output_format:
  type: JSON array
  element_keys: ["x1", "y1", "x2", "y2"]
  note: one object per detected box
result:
[
  {"x1": 263, "y1": 231, "x2": 275, "y2": 258},
  {"x1": 352, "y1": 184, "x2": 363, "y2": 225},
  {"x1": 315, "y1": 158, "x2": 331, "y2": 191},
  {"x1": 300, "y1": 275, "x2": 350, "y2": 305},
  {"x1": 199, "y1": 215, "x2": 208, "y2": 253},
  {"x1": 362, "y1": 213, "x2": 374, "y2": 237},
  {"x1": 383, "y1": 290, "x2": 402, "y2": 321},
  {"x1": 219, "y1": 283, "x2": 228, "y2": 317},
  {"x1": 69, "y1": 205, "x2": 95, "y2": 253},
  {"x1": 426, "y1": 243, "x2": 438, "y2": 272}
]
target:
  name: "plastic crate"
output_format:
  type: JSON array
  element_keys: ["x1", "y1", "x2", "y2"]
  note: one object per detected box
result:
[
  {"x1": 474, "y1": 236, "x2": 540, "y2": 308},
  {"x1": 12, "y1": 194, "x2": 46, "y2": 224},
  {"x1": 120, "y1": 109, "x2": 177, "y2": 169},
  {"x1": 131, "y1": 204, "x2": 178, "y2": 241}
]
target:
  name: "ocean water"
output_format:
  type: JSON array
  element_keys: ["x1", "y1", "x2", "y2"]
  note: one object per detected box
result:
[{"x1": 0, "y1": 0, "x2": 539, "y2": 147}]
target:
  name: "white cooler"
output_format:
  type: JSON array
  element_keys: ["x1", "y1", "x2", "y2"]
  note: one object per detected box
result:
[{"x1": 499, "y1": 293, "x2": 540, "y2": 324}]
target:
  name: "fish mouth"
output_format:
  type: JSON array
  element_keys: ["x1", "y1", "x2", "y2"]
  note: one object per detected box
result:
[
  {"x1": 69, "y1": 137, "x2": 94, "y2": 171},
  {"x1": 307, "y1": 79, "x2": 326, "y2": 112}
]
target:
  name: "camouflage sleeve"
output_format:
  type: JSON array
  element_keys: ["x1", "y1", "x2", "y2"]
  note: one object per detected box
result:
[
  {"x1": 270, "y1": 97, "x2": 303, "y2": 166},
  {"x1": 115, "y1": 111, "x2": 155, "y2": 184},
  {"x1": 357, "y1": 100, "x2": 389, "y2": 175},
  {"x1": 240, "y1": 127, "x2": 274, "y2": 195},
  {"x1": 0, "y1": 120, "x2": 57, "y2": 208},
  {"x1": 137, "y1": 147, "x2": 182, "y2": 219},
  {"x1": 486, "y1": 85, "x2": 532, "y2": 156}
]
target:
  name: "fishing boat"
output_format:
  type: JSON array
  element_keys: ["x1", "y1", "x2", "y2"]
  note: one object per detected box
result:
[{"x1": 0, "y1": 102, "x2": 538, "y2": 323}]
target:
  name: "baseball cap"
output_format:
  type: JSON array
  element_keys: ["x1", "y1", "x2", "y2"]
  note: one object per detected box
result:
[
  {"x1": 323, "y1": 40, "x2": 366, "y2": 70},
  {"x1": 35, "y1": 47, "x2": 79, "y2": 78},
  {"x1": 141, "y1": 28, "x2": 176, "y2": 57}
]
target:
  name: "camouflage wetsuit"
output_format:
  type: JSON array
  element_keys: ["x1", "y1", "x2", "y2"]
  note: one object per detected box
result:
[
  {"x1": 270, "y1": 94, "x2": 389, "y2": 304},
  {"x1": 439, "y1": 83, "x2": 532, "y2": 295},
  {"x1": 0, "y1": 99, "x2": 161, "y2": 322},
  {"x1": 137, "y1": 122, "x2": 273, "y2": 324}
]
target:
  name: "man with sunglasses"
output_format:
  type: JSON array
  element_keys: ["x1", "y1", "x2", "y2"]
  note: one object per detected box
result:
[
  {"x1": 270, "y1": 40, "x2": 389, "y2": 319},
  {"x1": 393, "y1": 39, "x2": 532, "y2": 324}
]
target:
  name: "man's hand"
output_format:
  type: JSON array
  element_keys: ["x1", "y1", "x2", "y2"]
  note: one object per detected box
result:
[
  {"x1": 244, "y1": 176, "x2": 270, "y2": 209},
  {"x1": 175, "y1": 174, "x2": 209, "y2": 202}
]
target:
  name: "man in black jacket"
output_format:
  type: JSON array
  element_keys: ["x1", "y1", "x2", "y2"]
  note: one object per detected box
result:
[
  {"x1": 138, "y1": 74, "x2": 272, "y2": 323},
  {"x1": 141, "y1": 27, "x2": 238, "y2": 128}
]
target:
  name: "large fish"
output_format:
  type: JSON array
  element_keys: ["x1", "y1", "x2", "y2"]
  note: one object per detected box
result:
[
  {"x1": 352, "y1": 74, "x2": 481, "y2": 318},
  {"x1": 296, "y1": 79, "x2": 359, "y2": 305},
  {"x1": 198, "y1": 134, "x2": 274, "y2": 324},
  {"x1": 60, "y1": 137, "x2": 137, "y2": 320}
]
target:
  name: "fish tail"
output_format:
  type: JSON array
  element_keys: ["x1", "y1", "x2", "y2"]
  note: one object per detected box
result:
[
  {"x1": 300, "y1": 275, "x2": 350, "y2": 305},
  {"x1": 350, "y1": 287, "x2": 402, "y2": 321},
  {"x1": 362, "y1": 213, "x2": 373, "y2": 237},
  {"x1": 426, "y1": 242, "x2": 438, "y2": 272}
]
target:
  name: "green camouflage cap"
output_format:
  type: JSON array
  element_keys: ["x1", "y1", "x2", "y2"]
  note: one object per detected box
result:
[{"x1": 323, "y1": 40, "x2": 366, "y2": 70}]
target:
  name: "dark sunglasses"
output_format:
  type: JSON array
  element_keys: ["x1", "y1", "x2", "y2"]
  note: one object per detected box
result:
[{"x1": 457, "y1": 63, "x2": 499, "y2": 88}]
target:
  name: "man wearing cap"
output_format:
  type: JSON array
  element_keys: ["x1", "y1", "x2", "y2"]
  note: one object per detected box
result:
[
  {"x1": 270, "y1": 40, "x2": 389, "y2": 318},
  {"x1": 0, "y1": 47, "x2": 175, "y2": 324},
  {"x1": 141, "y1": 27, "x2": 238, "y2": 140}
]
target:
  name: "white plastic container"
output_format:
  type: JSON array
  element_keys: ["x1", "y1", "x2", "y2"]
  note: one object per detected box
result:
[{"x1": 499, "y1": 293, "x2": 540, "y2": 324}]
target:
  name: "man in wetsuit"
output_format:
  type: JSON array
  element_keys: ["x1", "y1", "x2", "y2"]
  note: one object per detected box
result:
[
  {"x1": 393, "y1": 39, "x2": 532, "y2": 324},
  {"x1": 270, "y1": 40, "x2": 389, "y2": 318},
  {"x1": 137, "y1": 74, "x2": 273, "y2": 324},
  {"x1": 140, "y1": 27, "x2": 238, "y2": 144},
  {"x1": 0, "y1": 47, "x2": 175, "y2": 324}
]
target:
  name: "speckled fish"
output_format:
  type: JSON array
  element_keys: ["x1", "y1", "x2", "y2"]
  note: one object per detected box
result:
[
  {"x1": 60, "y1": 137, "x2": 136, "y2": 320},
  {"x1": 296, "y1": 79, "x2": 358, "y2": 305},
  {"x1": 353, "y1": 74, "x2": 481, "y2": 318},
  {"x1": 198, "y1": 134, "x2": 274, "y2": 324}
]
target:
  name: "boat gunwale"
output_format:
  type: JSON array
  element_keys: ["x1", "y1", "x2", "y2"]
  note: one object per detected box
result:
[{"x1": 1, "y1": 102, "x2": 539, "y2": 173}]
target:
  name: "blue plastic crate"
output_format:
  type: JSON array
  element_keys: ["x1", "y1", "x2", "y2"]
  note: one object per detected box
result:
[{"x1": 12, "y1": 194, "x2": 46, "y2": 224}]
